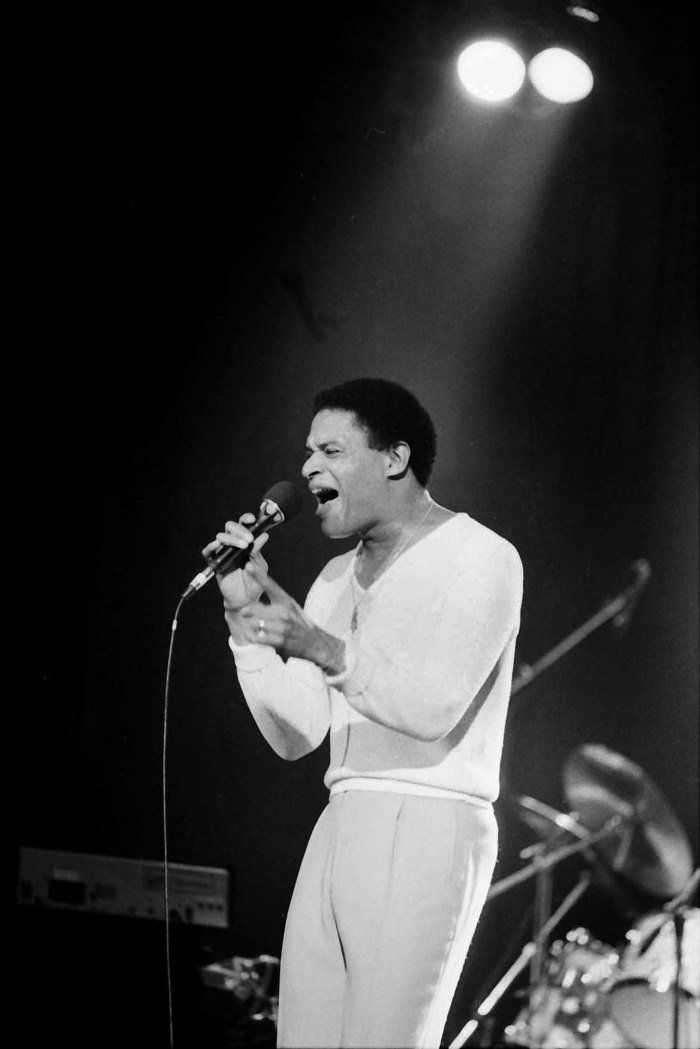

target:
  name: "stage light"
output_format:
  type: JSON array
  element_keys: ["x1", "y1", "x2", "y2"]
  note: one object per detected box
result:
[
  {"x1": 456, "y1": 40, "x2": 526, "y2": 103},
  {"x1": 528, "y1": 47, "x2": 594, "y2": 103},
  {"x1": 455, "y1": 4, "x2": 601, "y2": 110}
]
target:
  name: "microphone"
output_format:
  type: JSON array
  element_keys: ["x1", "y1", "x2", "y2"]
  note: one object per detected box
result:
[
  {"x1": 181, "y1": 481, "x2": 303, "y2": 600},
  {"x1": 613, "y1": 558, "x2": 651, "y2": 630}
]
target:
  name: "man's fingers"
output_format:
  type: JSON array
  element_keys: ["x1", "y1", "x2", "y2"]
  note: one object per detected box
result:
[
  {"x1": 242, "y1": 600, "x2": 283, "y2": 627},
  {"x1": 203, "y1": 519, "x2": 264, "y2": 561},
  {"x1": 252, "y1": 533, "x2": 270, "y2": 554},
  {"x1": 246, "y1": 563, "x2": 289, "y2": 600}
]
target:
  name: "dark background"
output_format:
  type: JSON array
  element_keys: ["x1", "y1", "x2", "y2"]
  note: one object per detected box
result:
[{"x1": 15, "y1": 1, "x2": 697, "y2": 1046}]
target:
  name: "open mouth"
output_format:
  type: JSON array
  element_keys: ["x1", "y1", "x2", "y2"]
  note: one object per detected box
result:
[{"x1": 312, "y1": 487, "x2": 339, "y2": 509}]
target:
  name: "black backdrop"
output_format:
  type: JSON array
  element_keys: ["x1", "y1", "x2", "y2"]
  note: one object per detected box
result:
[{"x1": 15, "y1": 1, "x2": 697, "y2": 1046}]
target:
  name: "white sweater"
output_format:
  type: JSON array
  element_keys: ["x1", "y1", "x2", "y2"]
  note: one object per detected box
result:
[{"x1": 229, "y1": 514, "x2": 523, "y2": 804}]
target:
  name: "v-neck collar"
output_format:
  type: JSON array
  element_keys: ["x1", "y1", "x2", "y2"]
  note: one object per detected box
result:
[{"x1": 350, "y1": 512, "x2": 469, "y2": 594}]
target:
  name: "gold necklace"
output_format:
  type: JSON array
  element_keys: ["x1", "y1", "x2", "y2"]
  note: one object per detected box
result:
[{"x1": 349, "y1": 500, "x2": 434, "y2": 632}]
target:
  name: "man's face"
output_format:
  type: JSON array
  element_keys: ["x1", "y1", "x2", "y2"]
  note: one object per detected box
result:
[{"x1": 302, "y1": 409, "x2": 390, "y2": 538}]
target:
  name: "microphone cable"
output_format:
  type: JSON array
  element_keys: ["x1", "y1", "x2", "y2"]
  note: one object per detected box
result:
[
  {"x1": 161, "y1": 593, "x2": 186, "y2": 1049},
  {"x1": 158, "y1": 481, "x2": 302, "y2": 1045}
]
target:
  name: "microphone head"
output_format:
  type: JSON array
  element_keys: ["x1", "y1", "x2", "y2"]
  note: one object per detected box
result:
[
  {"x1": 631, "y1": 558, "x2": 651, "y2": 586},
  {"x1": 261, "y1": 481, "x2": 304, "y2": 523}
]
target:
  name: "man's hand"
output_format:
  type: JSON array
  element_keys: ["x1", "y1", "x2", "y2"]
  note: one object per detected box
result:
[
  {"x1": 236, "y1": 565, "x2": 346, "y2": 675},
  {"x1": 202, "y1": 514, "x2": 270, "y2": 612}
]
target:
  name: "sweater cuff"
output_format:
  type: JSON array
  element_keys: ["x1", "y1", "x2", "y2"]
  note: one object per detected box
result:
[
  {"x1": 228, "y1": 635, "x2": 279, "y2": 671},
  {"x1": 323, "y1": 633, "x2": 371, "y2": 693}
]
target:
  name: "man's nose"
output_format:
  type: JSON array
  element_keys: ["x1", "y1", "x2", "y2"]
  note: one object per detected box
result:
[{"x1": 302, "y1": 455, "x2": 318, "y2": 479}]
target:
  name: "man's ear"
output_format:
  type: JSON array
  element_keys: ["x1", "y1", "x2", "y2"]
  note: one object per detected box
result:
[{"x1": 386, "y1": 441, "x2": 411, "y2": 480}]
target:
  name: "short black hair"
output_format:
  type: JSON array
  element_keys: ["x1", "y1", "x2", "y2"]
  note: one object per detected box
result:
[{"x1": 313, "y1": 378, "x2": 437, "y2": 487}]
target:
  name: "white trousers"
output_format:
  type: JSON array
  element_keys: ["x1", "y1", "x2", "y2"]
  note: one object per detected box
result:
[{"x1": 276, "y1": 790, "x2": 498, "y2": 1048}]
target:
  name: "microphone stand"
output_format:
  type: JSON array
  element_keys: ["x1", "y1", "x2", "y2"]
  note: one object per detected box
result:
[{"x1": 510, "y1": 560, "x2": 650, "y2": 696}]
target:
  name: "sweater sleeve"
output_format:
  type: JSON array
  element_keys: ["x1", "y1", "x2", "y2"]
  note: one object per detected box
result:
[
  {"x1": 229, "y1": 639, "x2": 332, "y2": 761},
  {"x1": 326, "y1": 540, "x2": 523, "y2": 742},
  {"x1": 228, "y1": 570, "x2": 335, "y2": 760}
]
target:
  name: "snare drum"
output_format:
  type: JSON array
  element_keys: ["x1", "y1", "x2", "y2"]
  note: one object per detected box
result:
[{"x1": 607, "y1": 908, "x2": 700, "y2": 1049}]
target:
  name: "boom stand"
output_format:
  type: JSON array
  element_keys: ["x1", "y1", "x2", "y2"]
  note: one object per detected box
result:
[{"x1": 510, "y1": 559, "x2": 650, "y2": 696}]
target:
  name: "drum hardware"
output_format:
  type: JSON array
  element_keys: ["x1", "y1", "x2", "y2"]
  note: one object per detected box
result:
[
  {"x1": 606, "y1": 905, "x2": 700, "y2": 1049},
  {"x1": 514, "y1": 795, "x2": 592, "y2": 843},
  {"x1": 662, "y1": 866, "x2": 698, "y2": 914},
  {"x1": 449, "y1": 745, "x2": 696, "y2": 1049},
  {"x1": 561, "y1": 746, "x2": 696, "y2": 1047},
  {"x1": 607, "y1": 871, "x2": 699, "y2": 1049},
  {"x1": 487, "y1": 812, "x2": 627, "y2": 902},
  {"x1": 448, "y1": 804, "x2": 629, "y2": 1047},
  {"x1": 505, "y1": 926, "x2": 622, "y2": 1048},
  {"x1": 446, "y1": 557, "x2": 696, "y2": 1048},
  {"x1": 505, "y1": 795, "x2": 631, "y2": 984},
  {"x1": 448, "y1": 795, "x2": 627, "y2": 1049},
  {"x1": 449, "y1": 871, "x2": 595, "y2": 1048},
  {"x1": 523, "y1": 800, "x2": 600, "y2": 989},
  {"x1": 667, "y1": 895, "x2": 699, "y2": 1049},
  {"x1": 632, "y1": 864, "x2": 698, "y2": 961},
  {"x1": 532, "y1": 849, "x2": 554, "y2": 989}
]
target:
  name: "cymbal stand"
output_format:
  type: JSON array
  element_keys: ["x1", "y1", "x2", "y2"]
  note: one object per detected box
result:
[
  {"x1": 665, "y1": 868, "x2": 699, "y2": 1049},
  {"x1": 672, "y1": 908, "x2": 685, "y2": 1049},
  {"x1": 486, "y1": 815, "x2": 625, "y2": 900},
  {"x1": 531, "y1": 846, "x2": 554, "y2": 987}
]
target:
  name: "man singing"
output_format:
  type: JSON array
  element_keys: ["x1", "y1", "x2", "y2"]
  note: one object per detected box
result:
[{"x1": 204, "y1": 377, "x2": 523, "y2": 1048}]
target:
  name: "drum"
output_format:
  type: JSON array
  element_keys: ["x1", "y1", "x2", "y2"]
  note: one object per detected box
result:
[
  {"x1": 607, "y1": 909, "x2": 700, "y2": 1049},
  {"x1": 504, "y1": 928, "x2": 622, "y2": 1048}
]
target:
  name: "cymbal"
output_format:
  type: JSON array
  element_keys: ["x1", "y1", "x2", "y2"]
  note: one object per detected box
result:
[
  {"x1": 563, "y1": 743, "x2": 693, "y2": 899},
  {"x1": 510, "y1": 794, "x2": 590, "y2": 841}
]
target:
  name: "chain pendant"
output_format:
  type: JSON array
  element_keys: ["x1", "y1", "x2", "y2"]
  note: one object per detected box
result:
[{"x1": 347, "y1": 498, "x2": 432, "y2": 637}]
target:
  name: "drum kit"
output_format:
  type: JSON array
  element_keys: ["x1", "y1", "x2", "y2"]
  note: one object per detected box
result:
[{"x1": 451, "y1": 743, "x2": 699, "y2": 1049}]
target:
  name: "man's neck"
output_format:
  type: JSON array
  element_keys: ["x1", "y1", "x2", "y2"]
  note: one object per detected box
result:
[{"x1": 357, "y1": 491, "x2": 434, "y2": 570}]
